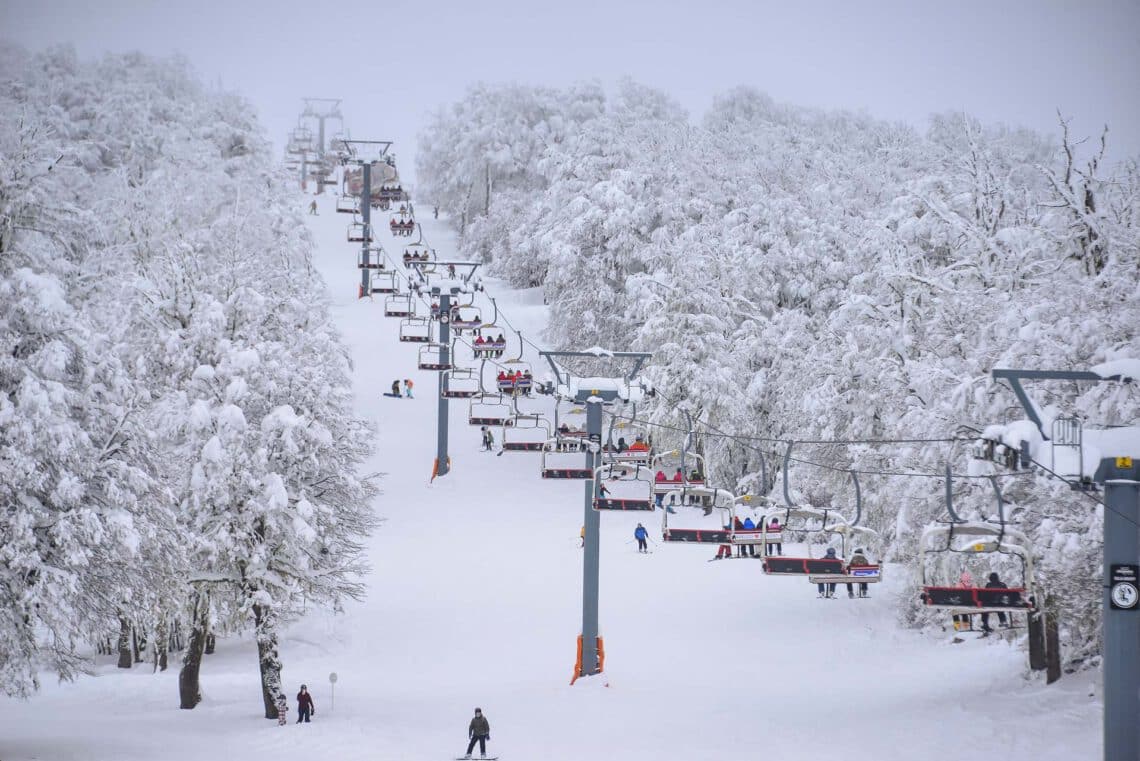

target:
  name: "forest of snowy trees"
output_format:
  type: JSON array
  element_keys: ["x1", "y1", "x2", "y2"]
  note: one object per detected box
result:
[
  {"x1": 0, "y1": 46, "x2": 376, "y2": 714},
  {"x1": 417, "y1": 80, "x2": 1140, "y2": 667}
]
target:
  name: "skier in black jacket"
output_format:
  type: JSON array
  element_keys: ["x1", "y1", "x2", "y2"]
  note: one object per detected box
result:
[{"x1": 981, "y1": 572, "x2": 1009, "y2": 632}]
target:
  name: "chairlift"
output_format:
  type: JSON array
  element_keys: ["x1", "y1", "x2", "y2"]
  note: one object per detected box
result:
[
  {"x1": 660, "y1": 489, "x2": 744, "y2": 544},
  {"x1": 347, "y1": 221, "x2": 372, "y2": 243},
  {"x1": 451, "y1": 305, "x2": 482, "y2": 333},
  {"x1": 650, "y1": 450, "x2": 707, "y2": 499},
  {"x1": 441, "y1": 365, "x2": 481, "y2": 399},
  {"x1": 918, "y1": 472, "x2": 1035, "y2": 615},
  {"x1": 593, "y1": 463, "x2": 655, "y2": 511},
  {"x1": 336, "y1": 196, "x2": 359, "y2": 215},
  {"x1": 398, "y1": 317, "x2": 432, "y2": 344},
  {"x1": 358, "y1": 246, "x2": 388, "y2": 270},
  {"x1": 501, "y1": 414, "x2": 553, "y2": 452},
  {"x1": 365, "y1": 270, "x2": 399, "y2": 297},
  {"x1": 383, "y1": 294, "x2": 414, "y2": 318},
  {"x1": 469, "y1": 393, "x2": 513, "y2": 427},
  {"x1": 417, "y1": 344, "x2": 451, "y2": 372},
  {"x1": 759, "y1": 506, "x2": 859, "y2": 575},
  {"x1": 540, "y1": 437, "x2": 595, "y2": 479}
]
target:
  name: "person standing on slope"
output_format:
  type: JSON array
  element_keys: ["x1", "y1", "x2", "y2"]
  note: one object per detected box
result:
[
  {"x1": 464, "y1": 707, "x2": 490, "y2": 759},
  {"x1": 296, "y1": 684, "x2": 315, "y2": 723},
  {"x1": 481, "y1": 426, "x2": 494, "y2": 451},
  {"x1": 634, "y1": 523, "x2": 649, "y2": 553},
  {"x1": 308, "y1": 199, "x2": 317, "y2": 215},
  {"x1": 404, "y1": 379, "x2": 414, "y2": 398}
]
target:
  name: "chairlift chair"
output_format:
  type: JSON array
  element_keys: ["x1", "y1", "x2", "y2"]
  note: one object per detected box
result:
[
  {"x1": 417, "y1": 343, "x2": 452, "y2": 372},
  {"x1": 383, "y1": 294, "x2": 414, "y2": 318},
  {"x1": 365, "y1": 271, "x2": 399, "y2": 297},
  {"x1": 347, "y1": 221, "x2": 372, "y2": 243},
  {"x1": 451, "y1": 306, "x2": 482, "y2": 334},
  {"x1": 760, "y1": 507, "x2": 852, "y2": 576},
  {"x1": 918, "y1": 522, "x2": 1036, "y2": 614},
  {"x1": 398, "y1": 317, "x2": 432, "y2": 344},
  {"x1": 441, "y1": 366, "x2": 480, "y2": 399},
  {"x1": 468, "y1": 393, "x2": 514, "y2": 427},
  {"x1": 501, "y1": 415, "x2": 553, "y2": 452},
  {"x1": 337, "y1": 196, "x2": 359, "y2": 214},
  {"x1": 358, "y1": 246, "x2": 388, "y2": 270},
  {"x1": 540, "y1": 437, "x2": 595, "y2": 479},
  {"x1": 660, "y1": 489, "x2": 742, "y2": 544},
  {"x1": 593, "y1": 463, "x2": 655, "y2": 511}
]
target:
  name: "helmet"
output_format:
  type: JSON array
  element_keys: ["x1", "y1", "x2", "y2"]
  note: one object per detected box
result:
[
  {"x1": 854, "y1": 548, "x2": 863, "y2": 554},
  {"x1": 474, "y1": 707, "x2": 482, "y2": 714}
]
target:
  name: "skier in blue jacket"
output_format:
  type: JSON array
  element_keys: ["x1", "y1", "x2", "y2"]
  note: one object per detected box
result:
[
  {"x1": 742, "y1": 516, "x2": 757, "y2": 557},
  {"x1": 634, "y1": 523, "x2": 650, "y2": 553}
]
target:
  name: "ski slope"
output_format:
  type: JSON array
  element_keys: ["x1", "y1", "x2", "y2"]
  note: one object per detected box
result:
[{"x1": 0, "y1": 193, "x2": 1102, "y2": 761}]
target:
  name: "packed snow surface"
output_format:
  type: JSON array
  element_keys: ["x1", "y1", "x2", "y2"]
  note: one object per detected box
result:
[{"x1": 0, "y1": 196, "x2": 1102, "y2": 761}]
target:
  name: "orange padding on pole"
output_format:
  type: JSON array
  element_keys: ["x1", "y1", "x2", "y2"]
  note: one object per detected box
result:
[{"x1": 569, "y1": 634, "x2": 604, "y2": 686}]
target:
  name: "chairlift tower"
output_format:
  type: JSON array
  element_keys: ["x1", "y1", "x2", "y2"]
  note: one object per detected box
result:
[
  {"x1": 988, "y1": 368, "x2": 1137, "y2": 761},
  {"x1": 340, "y1": 140, "x2": 393, "y2": 296},
  {"x1": 415, "y1": 261, "x2": 482, "y2": 478},
  {"x1": 538, "y1": 349, "x2": 653, "y2": 681}
]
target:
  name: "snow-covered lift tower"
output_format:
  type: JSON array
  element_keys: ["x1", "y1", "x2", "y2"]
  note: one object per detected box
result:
[
  {"x1": 538, "y1": 348, "x2": 653, "y2": 682},
  {"x1": 339, "y1": 140, "x2": 393, "y2": 298},
  {"x1": 986, "y1": 365, "x2": 1137, "y2": 761},
  {"x1": 413, "y1": 261, "x2": 482, "y2": 479}
]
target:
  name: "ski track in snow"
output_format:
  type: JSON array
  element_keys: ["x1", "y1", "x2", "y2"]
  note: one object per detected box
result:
[{"x1": 0, "y1": 195, "x2": 1102, "y2": 761}]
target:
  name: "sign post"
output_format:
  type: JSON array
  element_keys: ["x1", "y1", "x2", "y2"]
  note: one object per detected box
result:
[{"x1": 328, "y1": 671, "x2": 337, "y2": 712}]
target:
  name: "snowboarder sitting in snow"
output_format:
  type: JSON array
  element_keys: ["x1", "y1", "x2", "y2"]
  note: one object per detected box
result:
[
  {"x1": 296, "y1": 684, "x2": 314, "y2": 723},
  {"x1": 464, "y1": 707, "x2": 490, "y2": 759},
  {"x1": 389, "y1": 380, "x2": 401, "y2": 398}
]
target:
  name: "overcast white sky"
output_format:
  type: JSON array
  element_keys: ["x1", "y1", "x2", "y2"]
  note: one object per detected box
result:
[{"x1": 3, "y1": 0, "x2": 1138, "y2": 183}]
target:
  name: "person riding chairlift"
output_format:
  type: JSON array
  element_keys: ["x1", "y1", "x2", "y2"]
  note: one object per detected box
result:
[
  {"x1": 629, "y1": 436, "x2": 649, "y2": 453},
  {"x1": 672, "y1": 467, "x2": 684, "y2": 483}
]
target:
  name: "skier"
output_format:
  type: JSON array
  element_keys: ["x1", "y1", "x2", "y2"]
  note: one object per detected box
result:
[
  {"x1": 275, "y1": 693, "x2": 288, "y2": 726},
  {"x1": 481, "y1": 426, "x2": 495, "y2": 452},
  {"x1": 296, "y1": 684, "x2": 314, "y2": 723},
  {"x1": 766, "y1": 518, "x2": 783, "y2": 556},
  {"x1": 742, "y1": 516, "x2": 757, "y2": 557},
  {"x1": 817, "y1": 548, "x2": 839, "y2": 598},
  {"x1": 308, "y1": 199, "x2": 317, "y2": 215},
  {"x1": 634, "y1": 523, "x2": 649, "y2": 553},
  {"x1": 847, "y1": 548, "x2": 871, "y2": 598},
  {"x1": 981, "y1": 572, "x2": 1009, "y2": 632},
  {"x1": 464, "y1": 707, "x2": 490, "y2": 759},
  {"x1": 404, "y1": 379, "x2": 414, "y2": 398}
]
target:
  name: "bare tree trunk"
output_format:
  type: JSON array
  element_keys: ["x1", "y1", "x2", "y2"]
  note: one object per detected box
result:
[
  {"x1": 252, "y1": 601, "x2": 283, "y2": 720},
  {"x1": 204, "y1": 632, "x2": 216, "y2": 655},
  {"x1": 117, "y1": 615, "x2": 133, "y2": 669},
  {"x1": 179, "y1": 589, "x2": 210, "y2": 709}
]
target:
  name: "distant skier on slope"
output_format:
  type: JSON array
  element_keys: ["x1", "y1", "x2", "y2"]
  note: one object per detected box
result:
[
  {"x1": 634, "y1": 523, "x2": 649, "y2": 553},
  {"x1": 404, "y1": 379, "x2": 414, "y2": 398},
  {"x1": 308, "y1": 199, "x2": 317, "y2": 215},
  {"x1": 463, "y1": 707, "x2": 490, "y2": 759},
  {"x1": 481, "y1": 426, "x2": 495, "y2": 451}
]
